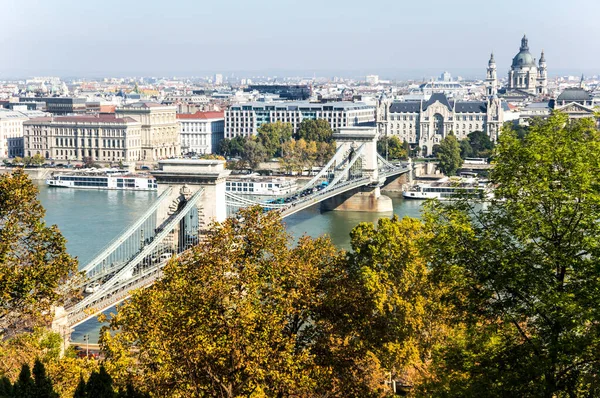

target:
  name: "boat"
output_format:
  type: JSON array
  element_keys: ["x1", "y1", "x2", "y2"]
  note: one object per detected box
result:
[
  {"x1": 46, "y1": 169, "x2": 158, "y2": 191},
  {"x1": 402, "y1": 177, "x2": 490, "y2": 200}
]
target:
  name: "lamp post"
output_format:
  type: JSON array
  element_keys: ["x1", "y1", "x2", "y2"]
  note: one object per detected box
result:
[{"x1": 83, "y1": 334, "x2": 89, "y2": 357}]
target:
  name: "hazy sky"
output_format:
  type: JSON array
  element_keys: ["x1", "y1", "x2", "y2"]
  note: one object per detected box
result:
[{"x1": 1, "y1": 0, "x2": 598, "y2": 79}]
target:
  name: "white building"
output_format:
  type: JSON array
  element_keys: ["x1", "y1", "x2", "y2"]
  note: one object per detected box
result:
[
  {"x1": 177, "y1": 111, "x2": 224, "y2": 155},
  {"x1": 225, "y1": 101, "x2": 376, "y2": 138},
  {"x1": 23, "y1": 114, "x2": 142, "y2": 162},
  {"x1": 0, "y1": 109, "x2": 28, "y2": 159},
  {"x1": 366, "y1": 75, "x2": 380, "y2": 85},
  {"x1": 506, "y1": 35, "x2": 548, "y2": 95}
]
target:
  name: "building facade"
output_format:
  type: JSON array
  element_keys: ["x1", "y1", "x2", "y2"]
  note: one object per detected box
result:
[
  {"x1": 506, "y1": 35, "x2": 547, "y2": 95},
  {"x1": 381, "y1": 93, "x2": 505, "y2": 156},
  {"x1": 224, "y1": 101, "x2": 375, "y2": 138},
  {"x1": 23, "y1": 115, "x2": 142, "y2": 162},
  {"x1": 116, "y1": 102, "x2": 179, "y2": 162},
  {"x1": 19, "y1": 97, "x2": 87, "y2": 115},
  {"x1": 0, "y1": 109, "x2": 28, "y2": 159},
  {"x1": 177, "y1": 111, "x2": 224, "y2": 155}
]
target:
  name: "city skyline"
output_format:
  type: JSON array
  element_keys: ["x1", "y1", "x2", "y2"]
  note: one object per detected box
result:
[{"x1": 1, "y1": 0, "x2": 599, "y2": 79}]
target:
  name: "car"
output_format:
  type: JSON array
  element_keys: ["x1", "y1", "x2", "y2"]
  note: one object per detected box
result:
[
  {"x1": 85, "y1": 283, "x2": 100, "y2": 294},
  {"x1": 140, "y1": 165, "x2": 150, "y2": 170},
  {"x1": 55, "y1": 163, "x2": 65, "y2": 168}
]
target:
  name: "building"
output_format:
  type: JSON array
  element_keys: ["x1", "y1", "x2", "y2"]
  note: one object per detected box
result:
[
  {"x1": 116, "y1": 102, "x2": 179, "y2": 162},
  {"x1": 243, "y1": 84, "x2": 312, "y2": 101},
  {"x1": 177, "y1": 111, "x2": 224, "y2": 155},
  {"x1": 214, "y1": 74, "x2": 223, "y2": 85},
  {"x1": 381, "y1": 93, "x2": 506, "y2": 156},
  {"x1": 366, "y1": 75, "x2": 380, "y2": 85},
  {"x1": 485, "y1": 53, "x2": 498, "y2": 96},
  {"x1": 23, "y1": 114, "x2": 142, "y2": 162},
  {"x1": 224, "y1": 101, "x2": 375, "y2": 138},
  {"x1": 0, "y1": 109, "x2": 28, "y2": 158},
  {"x1": 547, "y1": 86, "x2": 598, "y2": 120},
  {"x1": 506, "y1": 35, "x2": 547, "y2": 96},
  {"x1": 19, "y1": 97, "x2": 87, "y2": 115}
]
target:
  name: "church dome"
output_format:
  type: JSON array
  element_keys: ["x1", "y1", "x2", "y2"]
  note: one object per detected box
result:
[
  {"x1": 556, "y1": 88, "x2": 591, "y2": 102},
  {"x1": 512, "y1": 51, "x2": 536, "y2": 68},
  {"x1": 511, "y1": 35, "x2": 536, "y2": 68}
]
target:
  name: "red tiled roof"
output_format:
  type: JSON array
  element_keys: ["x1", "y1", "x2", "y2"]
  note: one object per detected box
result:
[{"x1": 177, "y1": 111, "x2": 224, "y2": 120}]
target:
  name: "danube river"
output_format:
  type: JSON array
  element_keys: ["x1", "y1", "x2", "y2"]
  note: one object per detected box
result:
[{"x1": 36, "y1": 182, "x2": 423, "y2": 342}]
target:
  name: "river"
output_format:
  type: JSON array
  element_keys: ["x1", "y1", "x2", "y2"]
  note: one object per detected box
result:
[{"x1": 36, "y1": 182, "x2": 423, "y2": 343}]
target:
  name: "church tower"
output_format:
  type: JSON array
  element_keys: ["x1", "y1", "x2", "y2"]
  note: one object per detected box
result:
[
  {"x1": 485, "y1": 52, "x2": 498, "y2": 96},
  {"x1": 537, "y1": 50, "x2": 548, "y2": 95}
]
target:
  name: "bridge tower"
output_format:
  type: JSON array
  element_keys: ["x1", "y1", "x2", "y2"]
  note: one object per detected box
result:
[
  {"x1": 152, "y1": 159, "x2": 231, "y2": 250},
  {"x1": 322, "y1": 126, "x2": 393, "y2": 212}
]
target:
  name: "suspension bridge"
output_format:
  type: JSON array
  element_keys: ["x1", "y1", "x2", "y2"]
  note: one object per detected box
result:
[{"x1": 53, "y1": 127, "x2": 413, "y2": 332}]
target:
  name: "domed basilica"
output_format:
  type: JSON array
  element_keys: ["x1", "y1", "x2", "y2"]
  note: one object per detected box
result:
[{"x1": 486, "y1": 35, "x2": 548, "y2": 98}]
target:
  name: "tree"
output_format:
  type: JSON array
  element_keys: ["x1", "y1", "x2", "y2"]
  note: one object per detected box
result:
[
  {"x1": 73, "y1": 375, "x2": 86, "y2": 398},
  {"x1": 101, "y1": 207, "x2": 344, "y2": 397},
  {"x1": 256, "y1": 121, "x2": 293, "y2": 158},
  {"x1": 32, "y1": 359, "x2": 58, "y2": 398},
  {"x1": 422, "y1": 112, "x2": 600, "y2": 396},
  {"x1": 85, "y1": 366, "x2": 115, "y2": 398},
  {"x1": 13, "y1": 364, "x2": 34, "y2": 397},
  {"x1": 12, "y1": 156, "x2": 23, "y2": 166},
  {"x1": 315, "y1": 216, "x2": 449, "y2": 395},
  {"x1": 377, "y1": 136, "x2": 407, "y2": 160},
  {"x1": 296, "y1": 119, "x2": 334, "y2": 142},
  {"x1": 467, "y1": 130, "x2": 494, "y2": 158},
  {"x1": 216, "y1": 138, "x2": 231, "y2": 157},
  {"x1": 240, "y1": 139, "x2": 267, "y2": 169},
  {"x1": 31, "y1": 153, "x2": 45, "y2": 166},
  {"x1": 436, "y1": 134, "x2": 462, "y2": 176},
  {"x1": 0, "y1": 376, "x2": 13, "y2": 398},
  {"x1": 459, "y1": 138, "x2": 474, "y2": 159},
  {"x1": 0, "y1": 169, "x2": 79, "y2": 336},
  {"x1": 229, "y1": 136, "x2": 246, "y2": 157}
]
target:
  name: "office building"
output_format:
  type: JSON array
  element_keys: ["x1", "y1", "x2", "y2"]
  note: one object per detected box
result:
[
  {"x1": 225, "y1": 101, "x2": 375, "y2": 138},
  {"x1": 177, "y1": 111, "x2": 224, "y2": 155},
  {"x1": 19, "y1": 97, "x2": 87, "y2": 115}
]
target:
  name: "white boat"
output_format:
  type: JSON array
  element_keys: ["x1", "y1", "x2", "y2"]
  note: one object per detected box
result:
[
  {"x1": 46, "y1": 169, "x2": 157, "y2": 191},
  {"x1": 402, "y1": 177, "x2": 490, "y2": 200}
]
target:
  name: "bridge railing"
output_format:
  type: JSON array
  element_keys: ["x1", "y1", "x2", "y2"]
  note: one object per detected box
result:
[{"x1": 67, "y1": 189, "x2": 204, "y2": 318}]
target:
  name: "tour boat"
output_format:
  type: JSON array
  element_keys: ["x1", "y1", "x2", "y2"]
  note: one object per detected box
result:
[
  {"x1": 402, "y1": 177, "x2": 490, "y2": 200},
  {"x1": 46, "y1": 169, "x2": 158, "y2": 191}
]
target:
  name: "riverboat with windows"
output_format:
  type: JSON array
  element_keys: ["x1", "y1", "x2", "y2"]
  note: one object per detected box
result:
[
  {"x1": 46, "y1": 169, "x2": 157, "y2": 191},
  {"x1": 226, "y1": 175, "x2": 298, "y2": 196},
  {"x1": 402, "y1": 177, "x2": 490, "y2": 200}
]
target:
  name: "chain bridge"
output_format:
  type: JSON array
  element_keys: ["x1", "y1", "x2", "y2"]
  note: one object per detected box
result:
[{"x1": 53, "y1": 126, "x2": 413, "y2": 332}]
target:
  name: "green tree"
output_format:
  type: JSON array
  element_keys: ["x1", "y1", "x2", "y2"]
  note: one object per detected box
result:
[
  {"x1": 229, "y1": 136, "x2": 246, "y2": 157},
  {"x1": 0, "y1": 169, "x2": 79, "y2": 336},
  {"x1": 422, "y1": 112, "x2": 600, "y2": 397},
  {"x1": 32, "y1": 359, "x2": 58, "y2": 398},
  {"x1": 31, "y1": 153, "x2": 45, "y2": 166},
  {"x1": 316, "y1": 216, "x2": 449, "y2": 395},
  {"x1": 467, "y1": 130, "x2": 494, "y2": 158},
  {"x1": 256, "y1": 121, "x2": 293, "y2": 158},
  {"x1": 73, "y1": 375, "x2": 86, "y2": 398},
  {"x1": 436, "y1": 134, "x2": 463, "y2": 176},
  {"x1": 377, "y1": 136, "x2": 407, "y2": 160},
  {"x1": 85, "y1": 366, "x2": 114, "y2": 398},
  {"x1": 216, "y1": 138, "x2": 231, "y2": 157},
  {"x1": 13, "y1": 363, "x2": 34, "y2": 398},
  {"x1": 459, "y1": 138, "x2": 474, "y2": 159},
  {"x1": 0, "y1": 376, "x2": 12, "y2": 398},
  {"x1": 101, "y1": 207, "x2": 344, "y2": 397},
  {"x1": 296, "y1": 119, "x2": 334, "y2": 142},
  {"x1": 240, "y1": 139, "x2": 267, "y2": 169}
]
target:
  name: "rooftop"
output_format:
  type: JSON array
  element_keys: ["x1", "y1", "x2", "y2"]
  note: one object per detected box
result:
[
  {"x1": 176, "y1": 111, "x2": 224, "y2": 120},
  {"x1": 24, "y1": 114, "x2": 139, "y2": 124}
]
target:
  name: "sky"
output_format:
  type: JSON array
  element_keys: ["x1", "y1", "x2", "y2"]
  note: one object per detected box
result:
[{"x1": 1, "y1": 0, "x2": 599, "y2": 79}]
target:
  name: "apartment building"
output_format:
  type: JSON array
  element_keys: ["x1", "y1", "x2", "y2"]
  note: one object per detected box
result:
[{"x1": 177, "y1": 111, "x2": 224, "y2": 155}]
